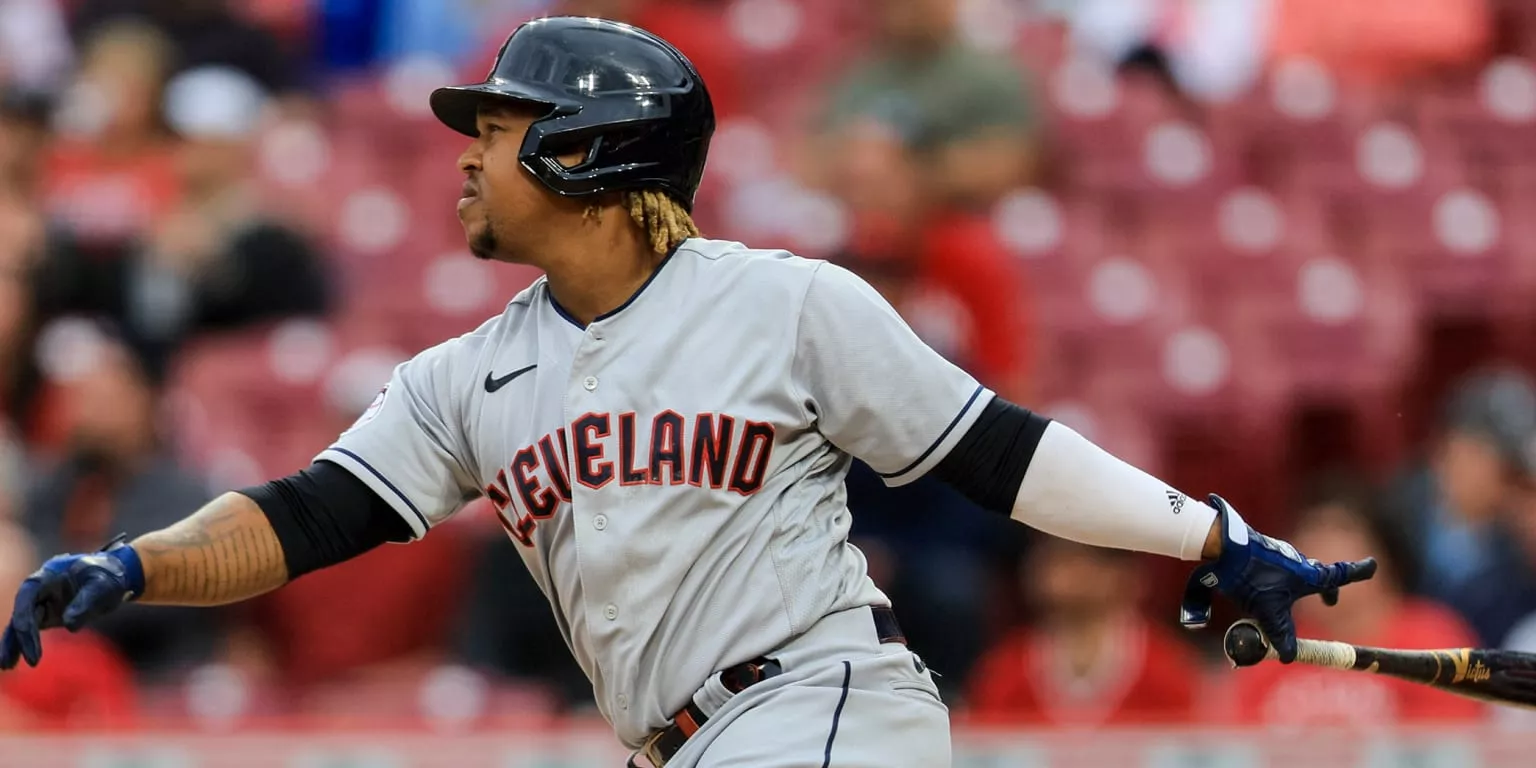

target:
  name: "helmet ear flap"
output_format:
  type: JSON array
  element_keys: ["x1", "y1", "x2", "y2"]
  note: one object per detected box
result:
[
  {"x1": 568, "y1": 134, "x2": 605, "y2": 171},
  {"x1": 540, "y1": 132, "x2": 603, "y2": 171}
]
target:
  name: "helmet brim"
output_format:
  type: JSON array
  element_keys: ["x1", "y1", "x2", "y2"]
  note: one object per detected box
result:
[{"x1": 429, "y1": 82, "x2": 561, "y2": 138}]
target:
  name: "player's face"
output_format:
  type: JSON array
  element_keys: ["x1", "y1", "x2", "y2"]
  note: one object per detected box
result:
[{"x1": 456, "y1": 103, "x2": 585, "y2": 264}]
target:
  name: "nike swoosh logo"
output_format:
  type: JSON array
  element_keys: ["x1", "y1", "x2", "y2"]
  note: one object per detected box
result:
[{"x1": 485, "y1": 363, "x2": 537, "y2": 393}]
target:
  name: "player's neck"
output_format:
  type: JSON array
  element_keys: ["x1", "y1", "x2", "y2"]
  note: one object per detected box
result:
[{"x1": 541, "y1": 226, "x2": 665, "y2": 326}]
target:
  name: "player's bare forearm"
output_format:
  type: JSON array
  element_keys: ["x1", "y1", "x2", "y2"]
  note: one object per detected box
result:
[{"x1": 131, "y1": 492, "x2": 289, "y2": 606}]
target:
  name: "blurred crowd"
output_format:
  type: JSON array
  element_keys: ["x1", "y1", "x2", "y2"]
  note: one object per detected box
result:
[{"x1": 2, "y1": 0, "x2": 1536, "y2": 737}]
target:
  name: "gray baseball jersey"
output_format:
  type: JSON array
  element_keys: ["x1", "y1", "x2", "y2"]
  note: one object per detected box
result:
[{"x1": 318, "y1": 238, "x2": 993, "y2": 748}]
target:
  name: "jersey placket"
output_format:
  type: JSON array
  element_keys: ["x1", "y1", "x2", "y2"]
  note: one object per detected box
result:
[{"x1": 564, "y1": 320, "x2": 631, "y2": 717}]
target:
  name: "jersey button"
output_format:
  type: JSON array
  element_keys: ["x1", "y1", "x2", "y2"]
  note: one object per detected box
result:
[
  {"x1": 604, "y1": 604, "x2": 619, "y2": 621},
  {"x1": 593, "y1": 515, "x2": 608, "y2": 531},
  {"x1": 584, "y1": 376, "x2": 598, "y2": 391},
  {"x1": 616, "y1": 694, "x2": 628, "y2": 710}
]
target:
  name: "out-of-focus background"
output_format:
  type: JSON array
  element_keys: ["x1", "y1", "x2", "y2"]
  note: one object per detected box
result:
[{"x1": 4, "y1": 0, "x2": 1536, "y2": 764}]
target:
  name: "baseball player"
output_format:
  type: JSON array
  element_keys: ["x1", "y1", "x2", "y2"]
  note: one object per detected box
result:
[{"x1": 2, "y1": 17, "x2": 1376, "y2": 767}]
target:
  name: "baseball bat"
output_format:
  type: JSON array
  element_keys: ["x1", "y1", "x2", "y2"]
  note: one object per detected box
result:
[{"x1": 1223, "y1": 619, "x2": 1536, "y2": 708}]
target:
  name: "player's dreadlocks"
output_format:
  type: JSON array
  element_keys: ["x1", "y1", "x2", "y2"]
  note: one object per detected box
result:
[{"x1": 626, "y1": 189, "x2": 700, "y2": 254}]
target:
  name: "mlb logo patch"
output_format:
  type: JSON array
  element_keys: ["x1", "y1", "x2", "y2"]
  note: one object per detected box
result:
[{"x1": 345, "y1": 384, "x2": 390, "y2": 434}]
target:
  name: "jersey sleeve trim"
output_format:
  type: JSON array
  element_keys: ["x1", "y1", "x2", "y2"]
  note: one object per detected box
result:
[
  {"x1": 316, "y1": 447, "x2": 431, "y2": 539},
  {"x1": 877, "y1": 385, "x2": 994, "y2": 486}
]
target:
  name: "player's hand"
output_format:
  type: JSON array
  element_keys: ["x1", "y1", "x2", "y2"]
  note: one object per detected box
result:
[
  {"x1": 0, "y1": 538, "x2": 145, "y2": 670},
  {"x1": 1177, "y1": 495, "x2": 1377, "y2": 663}
]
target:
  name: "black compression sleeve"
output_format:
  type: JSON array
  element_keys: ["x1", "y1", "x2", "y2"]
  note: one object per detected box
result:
[
  {"x1": 241, "y1": 460, "x2": 416, "y2": 580},
  {"x1": 930, "y1": 397, "x2": 1052, "y2": 515}
]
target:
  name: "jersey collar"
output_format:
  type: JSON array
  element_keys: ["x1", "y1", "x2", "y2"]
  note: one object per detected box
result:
[{"x1": 549, "y1": 241, "x2": 683, "y2": 329}]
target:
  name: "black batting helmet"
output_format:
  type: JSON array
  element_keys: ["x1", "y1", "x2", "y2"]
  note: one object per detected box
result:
[{"x1": 431, "y1": 16, "x2": 715, "y2": 211}]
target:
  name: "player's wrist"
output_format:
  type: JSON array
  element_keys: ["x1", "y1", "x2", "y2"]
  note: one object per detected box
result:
[
  {"x1": 1201, "y1": 519, "x2": 1223, "y2": 559},
  {"x1": 102, "y1": 541, "x2": 146, "y2": 601},
  {"x1": 1208, "y1": 496, "x2": 1251, "y2": 559}
]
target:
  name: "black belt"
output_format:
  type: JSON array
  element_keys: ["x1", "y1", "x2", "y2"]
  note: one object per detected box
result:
[{"x1": 631, "y1": 606, "x2": 906, "y2": 768}]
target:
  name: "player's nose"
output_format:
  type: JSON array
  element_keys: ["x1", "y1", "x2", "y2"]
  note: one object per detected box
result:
[{"x1": 457, "y1": 143, "x2": 483, "y2": 175}]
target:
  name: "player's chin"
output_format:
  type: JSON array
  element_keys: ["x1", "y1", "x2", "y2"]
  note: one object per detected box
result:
[
  {"x1": 460, "y1": 216, "x2": 485, "y2": 243},
  {"x1": 466, "y1": 224, "x2": 503, "y2": 262}
]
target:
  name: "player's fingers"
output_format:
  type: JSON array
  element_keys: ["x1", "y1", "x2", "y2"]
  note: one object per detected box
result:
[
  {"x1": 1334, "y1": 557, "x2": 1378, "y2": 586},
  {"x1": 0, "y1": 624, "x2": 20, "y2": 671},
  {"x1": 1311, "y1": 557, "x2": 1376, "y2": 595},
  {"x1": 1320, "y1": 586, "x2": 1340, "y2": 607},
  {"x1": 1178, "y1": 565, "x2": 1218, "y2": 630},
  {"x1": 9, "y1": 579, "x2": 43, "y2": 667},
  {"x1": 62, "y1": 575, "x2": 117, "y2": 632},
  {"x1": 1253, "y1": 593, "x2": 1298, "y2": 664}
]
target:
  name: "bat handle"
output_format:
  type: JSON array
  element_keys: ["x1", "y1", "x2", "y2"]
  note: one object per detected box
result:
[
  {"x1": 1295, "y1": 637, "x2": 1358, "y2": 670},
  {"x1": 1230, "y1": 619, "x2": 1360, "y2": 670}
]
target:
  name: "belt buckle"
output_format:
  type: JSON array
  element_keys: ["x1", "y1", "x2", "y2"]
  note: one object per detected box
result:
[{"x1": 721, "y1": 657, "x2": 780, "y2": 693}]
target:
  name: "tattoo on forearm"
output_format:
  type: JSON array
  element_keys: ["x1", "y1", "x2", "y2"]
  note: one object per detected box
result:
[{"x1": 133, "y1": 492, "x2": 289, "y2": 606}]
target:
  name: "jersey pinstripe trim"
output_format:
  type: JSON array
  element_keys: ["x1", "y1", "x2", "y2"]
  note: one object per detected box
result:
[
  {"x1": 878, "y1": 385, "x2": 994, "y2": 486},
  {"x1": 318, "y1": 447, "x2": 431, "y2": 538},
  {"x1": 820, "y1": 661, "x2": 853, "y2": 768}
]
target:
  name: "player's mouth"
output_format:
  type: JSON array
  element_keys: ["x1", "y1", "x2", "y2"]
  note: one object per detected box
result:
[{"x1": 457, "y1": 181, "x2": 480, "y2": 215}]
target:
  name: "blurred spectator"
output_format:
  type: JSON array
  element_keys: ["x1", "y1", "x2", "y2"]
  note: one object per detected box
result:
[
  {"x1": 452, "y1": 513, "x2": 594, "y2": 711},
  {"x1": 0, "y1": 197, "x2": 39, "y2": 425},
  {"x1": 21, "y1": 325, "x2": 222, "y2": 680},
  {"x1": 1386, "y1": 369, "x2": 1536, "y2": 604},
  {"x1": 1228, "y1": 473, "x2": 1483, "y2": 727},
  {"x1": 70, "y1": 0, "x2": 303, "y2": 96},
  {"x1": 833, "y1": 122, "x2": 1035, "y2": 401},
  {"x1": 134, "y1": 65, "x2": 331, "y2": 367},
  {"x1": 0, "y1": 0, "x2": 73, "y2": 93},
  {"x1": 1447, "y1": 471, "x2": 1536, "y2": 648},
  {"x1": 34, "y1": 64, "x2": 333, "y2": 380},
  {"x1": 0, "y1": 90, "x2": 50, "y2": 437},
  {"x1": 811, "y1": 0, "x2": 1037, "y2": 209},
  {"x1": 39, "y1": 19, "x2": 179, "y2": 252},
  {"x1": 964, "y1": 539, "x2": 1200, "y2": 725},
  {"x1": 0, "y1": 521, "x2": 136, "y2": 729},
  {"x1": 0, "y1": 87, "x2": 51, "y2": 195}
]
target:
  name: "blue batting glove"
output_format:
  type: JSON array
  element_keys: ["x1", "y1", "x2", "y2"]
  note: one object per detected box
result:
[
  {"x1": 1178, "y1": 495, "x2": 1376, "y2": 663},
  {"x1": 0, "y1": 536, "x2": 145, "y2": 671}
]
